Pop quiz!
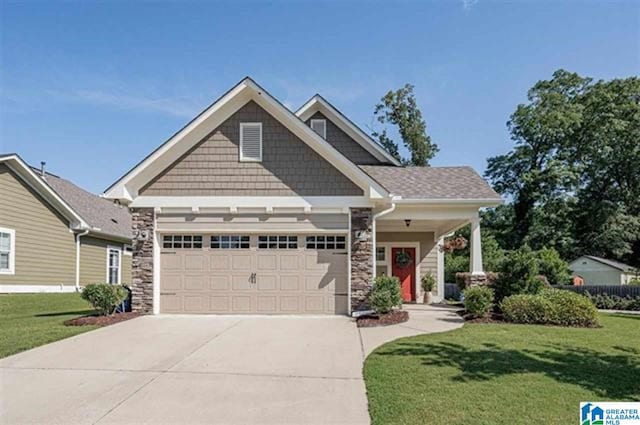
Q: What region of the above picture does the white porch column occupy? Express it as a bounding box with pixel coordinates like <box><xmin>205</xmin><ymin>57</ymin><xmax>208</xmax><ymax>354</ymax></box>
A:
<box><xmin>470</xmin><ymin>213</ymin><xmax>484</xmax><ymax>275</ymax></box>
<box><xmin>437</xmin><ymin>235</ymin><xmax>445</xmax><ymax>299</ymax></box>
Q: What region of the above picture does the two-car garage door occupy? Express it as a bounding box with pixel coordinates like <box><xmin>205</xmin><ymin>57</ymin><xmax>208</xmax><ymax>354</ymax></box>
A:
<box><xmin>159</xmin><ymin>234</ymin><xmax>348</xmax><ymax>314</ymax></box>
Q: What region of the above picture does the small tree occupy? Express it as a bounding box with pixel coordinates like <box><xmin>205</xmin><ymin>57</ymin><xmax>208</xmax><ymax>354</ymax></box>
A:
<box><xmin>494</xmin><ymin>246</ymin><xmax>546</xmax><ymax>303</ymax></box>
<box><xmin>536</xmin><ymin>247</ymin><xmax>571</xmax><ymax>285</ymax></box>
<box><xmin>81</xmin><ymin>283</ymin><xmax>128</xmax><ymax>316</ymax></box>
<box><xmin>369</xmin><ymin>275</ymin><xmax>403</xmax><ymax>315</ymax></box>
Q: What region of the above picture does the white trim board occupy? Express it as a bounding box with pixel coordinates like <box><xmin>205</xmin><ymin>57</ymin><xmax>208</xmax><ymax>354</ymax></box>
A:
<box><xmin>0</xmin><ymin>284</ymin><xmax>79</xmax><ymax>293</ymax></box>
<box><xmin>103</xmin><ymin>78</ymin><xmax>390</xmax><ymax>203</ymax></box>
<box><xmin>296</xmin><ymin>94</ymin><xmax>401</xmax><ymax>166</ymax></box>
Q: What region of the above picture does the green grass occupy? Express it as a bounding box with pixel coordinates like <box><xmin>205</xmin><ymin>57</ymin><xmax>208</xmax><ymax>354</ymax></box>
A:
<box><xmin>0</xmin><ymin>293</ymin><xmax>98</xmax><ymax>358</ymax></box>
<box><xmin>364</xmin><ymin>314</ymin><xmax>640</xmax><ymax>425</ymax></box>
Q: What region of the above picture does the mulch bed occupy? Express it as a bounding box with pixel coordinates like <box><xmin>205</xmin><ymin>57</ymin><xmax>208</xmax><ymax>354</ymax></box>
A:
<box><xmin>356</xmin><ymin>310</ymin><xmax>409</xmax><ymax>327</ymax></box>
<box><xmin>64</xmin><ymin>312</ymin><xmax>141</xmax><ymax>327</ymax></box>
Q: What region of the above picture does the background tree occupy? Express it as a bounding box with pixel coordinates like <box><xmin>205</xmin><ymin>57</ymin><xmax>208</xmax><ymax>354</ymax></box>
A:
<box><xmin>372</xmin><ymin>84</ymin><xmax>439</xmax><ymax>165</ymax></box>
<box><xmin>483</xmin><ymin>69</ymin><xmax>640</xmax><ymax>268</ymax></box>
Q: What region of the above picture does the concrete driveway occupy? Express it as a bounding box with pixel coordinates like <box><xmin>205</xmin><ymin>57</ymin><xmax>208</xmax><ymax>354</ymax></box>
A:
<box><xmin>0</xmin><ymin>306</ymin><xmax>462</xmax><ymax>425</ymax></box>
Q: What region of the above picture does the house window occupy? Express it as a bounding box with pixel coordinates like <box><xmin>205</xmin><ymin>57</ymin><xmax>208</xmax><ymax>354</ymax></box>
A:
<box><xmin>240</xmin><ymin>122</ymin><xmax>262</xmax><ymax>162</ymax></box>
<box><xmin>211</xmin><ymin>235</ymin><xmax>250</xmax><ymax>249</ymax></box>
<box><xmin>310</xmin><ymin>119</ymin><xmax>327</xmax><ymax>139</ymax></box>
<box><xmin>258</xmin><ymin>236</ymin><xmax>298</xmax><ymax>249</ymax></box>
<box><xmin>0</xmin><ymin>228</ymin><xmax>15</xmax><ymax>275</ymax></box>
<box><xmin>107</xmin><ymin>247</ymin><xmax>121</xmax><ymax>284</ymax></box>
<box><xmin>162</xmin><ymin>235</ymin><xmax>203</xmax><ymax>249</ymax></box>
<box><xmin>376</xmin><ymin>246</ymin><xmax>386</xmax><ymax>263</ymax></box>
<box><xmin>305</xmin><ymin>235</ymin><xmax>346</xmax><ymax>250</ymax></box>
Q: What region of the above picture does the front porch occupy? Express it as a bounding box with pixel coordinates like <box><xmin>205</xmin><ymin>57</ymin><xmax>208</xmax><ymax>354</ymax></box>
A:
<box><xmin>350</xmin><ymin>203</ymin><xmax>487</xmax><ymax>313</ymax></box>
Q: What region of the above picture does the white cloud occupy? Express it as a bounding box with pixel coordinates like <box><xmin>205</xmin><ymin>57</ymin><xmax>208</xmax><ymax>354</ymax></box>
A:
<box><xmin>462</xmin><ymin>0</ymin><xmax>479</xmax><ymax>11</ymax></box>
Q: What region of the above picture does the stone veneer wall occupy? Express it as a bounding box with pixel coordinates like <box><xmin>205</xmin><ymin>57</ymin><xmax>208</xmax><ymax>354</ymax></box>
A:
<box><xmin>131</xmin><ymin>208</ymin><xmax>154</xmax><ymax>313</ymax></box>
<box><xmin>350</xmin><ymin>208</ymin><xmax>373</xmax><ymax>312</ymax></box>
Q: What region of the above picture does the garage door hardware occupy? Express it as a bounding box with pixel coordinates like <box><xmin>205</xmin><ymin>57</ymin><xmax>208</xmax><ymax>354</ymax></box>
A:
<box><xmin>249</xmin><ymin>273</ymin><xmax>257</xmax><ymax>284</ymax></box>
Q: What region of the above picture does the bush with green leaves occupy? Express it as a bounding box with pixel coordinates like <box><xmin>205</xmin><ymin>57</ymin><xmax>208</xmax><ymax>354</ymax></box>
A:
<box><xmin>494</xmin><ymin>246</ymin><xmax>547</xmax><ymax>303</ymax></box>
<box><xmin>463</xmin><ymin>286</ymin><xmax>494</xmax><ymax>318</ymax></box>
<box><xmin>585</xmin><ymin>292</ymin><xmax>640</xmax><ymax>311</ymax></box>
<box><xmin>369</xmin><ymin>275</ymin><xmax>403</xmax><ymax>315</ymax></box>
<box><xmin>628</xmin><ymin>278</ymin><xmax>640</xmax><ymax>286</ymax></box>
<box><xmin>501</xmin><ymin>289</ymin><xmax>599</xmax><ymax>327</ymax></box>
<box><xmin>81</xmin><ymin>283</ymin><xmax>128</xmax><ymax>316</ymax></box>
<box><xmin>536</xmin><ymin>247</ymin><xmax>571</xmax><ymax>285</ymax></box>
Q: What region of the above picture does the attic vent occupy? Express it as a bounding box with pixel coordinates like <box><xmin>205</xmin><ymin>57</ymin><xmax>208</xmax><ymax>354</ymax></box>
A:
<box><xmin>240</xmin><ymin>122</ymin><xmax>262</xmax><ymax>162</ymax></box>
<box><xmin>310</xmin><ymin>119</ymin><xmax>326</xmax><ymax>139</ymax></box>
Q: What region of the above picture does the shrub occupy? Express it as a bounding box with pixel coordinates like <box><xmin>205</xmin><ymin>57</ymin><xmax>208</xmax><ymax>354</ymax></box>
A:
<box><xmin>494</xmin><ymin>246</ymin><xmax>547</xmax><ymax>303</ymax></box>
<box><xmin>536</xmin><ymin>247</ymin><xmax>571</xmax><ymax>285</ymax></box>
<box><xmin>628</xmin><ymin>278</ymin><xmax>640</xmax><ymax>286</ymax></box>
<box><xmin>502</xmin><ymin>289</ymin><xmax>599</xmax><ymax>327</ymax></box>
<box><xmin>463</xmin><ymin>286</ymin><xmax>494</xmax><ymax>318</ymax></box>
<box><xmin>585</xmin><ymin>292</ymin><xmax>640</xmax><ymax>311</ymax></box>
<box><xmin>421</xmin><ymin>272</ymin><xmax>436</xmax><ymax>292</ymax></box>
<box><xmin>81</xmin><ymin>283</ymin><xmax>128</xmax><ymax>316</ymax></box>
<box><xmin>369</xmin><ymin>275</ymin><xmax>403</xmax><ymax>315</ymax></box>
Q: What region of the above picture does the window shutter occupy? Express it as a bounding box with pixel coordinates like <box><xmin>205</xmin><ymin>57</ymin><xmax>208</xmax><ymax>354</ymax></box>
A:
<box><xmin>240</xmin><ymin>123</ymin><xmax>262</xmax><ymax>161</ymax></box>
<box><xmin>311</xmin><ymin>119</ymin><xmax>326</xmax><ymax>139</ymax></box>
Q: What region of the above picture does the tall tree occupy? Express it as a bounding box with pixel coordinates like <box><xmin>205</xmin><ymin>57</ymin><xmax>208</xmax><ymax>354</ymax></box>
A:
<box><xmin>484</xmin><ymin>70</ymin><xmax>640</xmax><ymax>267</ymax></box>
<box><xmin>372</xmin><ymin>84</ymin><xmax>439</xmax><ymax>166</ymax></box>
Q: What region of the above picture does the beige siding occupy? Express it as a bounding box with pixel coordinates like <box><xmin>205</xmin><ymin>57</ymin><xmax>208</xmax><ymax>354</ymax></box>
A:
<box><xmin>156</xmin><ymin>213</ymin><xmax>348</xmax><ymax>233</ymax></box>
<box><xmin>80</xmin><ymin>237</ymin><xmax>130</xmax><ymax>285</ymax></box>
<box><xmin>306</xmin><ymin>111</ymin><xmax>383</xmax><ymax>165</ymax></box>
<box><xmin>141</xmin><ymin>101</ymin><xmax>363</xmax><ymax>197</ymax></box>
<box><xmin>0</xmin><ymin>164</ymin><xmax>76</xmax><ymax>286</ymax></box>
<box><xmin>377</xmin><ymin>232</ymin><xmax>439</xmax><ymax>296</ymax></box>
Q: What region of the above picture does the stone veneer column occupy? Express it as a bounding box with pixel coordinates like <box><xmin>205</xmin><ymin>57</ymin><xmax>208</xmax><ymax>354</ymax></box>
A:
<box><xmin>131</xmin><ymin>208</ymin><xmax>154</xmax><ymax>313</ymax></box>
<box><xmin>350</xmin><ymin>208</ymin><xmax>373</xmax><ymax>312</ymax></box>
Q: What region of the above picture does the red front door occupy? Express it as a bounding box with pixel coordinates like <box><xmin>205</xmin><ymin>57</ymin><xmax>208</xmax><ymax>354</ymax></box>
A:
<box><xmin>391</xmin><ymin>247</ymin><xmax>416</xmax><ymax>302</ymax></box>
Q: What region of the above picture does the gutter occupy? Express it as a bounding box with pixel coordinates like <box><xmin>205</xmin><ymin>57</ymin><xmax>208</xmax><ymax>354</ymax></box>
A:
<box><xmin>75</xmin><ymin>229</ymin><xmax>90</xmax><ymax>291</ymax></box>
<box><xmin>371</xmin><ymin>202</ymin><xmax>396</xmax><ymax>286</ymax></box>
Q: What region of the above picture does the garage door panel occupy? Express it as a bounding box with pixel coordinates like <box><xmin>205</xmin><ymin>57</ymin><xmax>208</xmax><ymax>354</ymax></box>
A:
<box><xmin>160</xmin><ymin>234</ymin><xmax>347</xmax><ymax>314</ymax></box>
<box><xmin>231</xmin><ymin>275</ymin><xmax>251</xmax><ymax>291</ymax></box>
<box><xmin>210</xmin><ymin>296</ymin><xmax>230</xmax><ymax>312</ymax></box>
<box><xmin>232</xmin><ymin>296</ymin><xmax>252</xmax><ymax>312</ymax></box>
<box><xmin>257</xmin><ymin>255</ymin><xmax>277</xmax><ymax>270</ymax></box>
<box><xmin>210</xmin><ymin>276</ymin><xmax>230</xmax><ymax>291</ymax></box>
<box><xmin>210</xmin><ymin>256</ymin><xmax>229</xmax><ymax>270</ymax></box>
<box><xmin>257</xmin><ymin>296</ymin><xmax>277</xmax><ymax>313</ymax></box>
<box><xmin>280</xmin><ymin>275</ymin><xmax>300</xmax><ymax>291</ymax></box>
<box><xmin>257</xmin><ymin>275</ymin><xmax>277</xmax><ymax>291</ymax></box>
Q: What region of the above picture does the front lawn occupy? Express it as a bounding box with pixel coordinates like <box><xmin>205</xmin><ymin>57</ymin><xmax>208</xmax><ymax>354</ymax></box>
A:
<box><xmin>0</xmin><ymin>293</ymin><xmax>97</xmax><ymax>358</ymax></box>
<box><xmin>364</xmin><ymin>314</ymin><xmax>640</xmax><ymax>425</ymax></box>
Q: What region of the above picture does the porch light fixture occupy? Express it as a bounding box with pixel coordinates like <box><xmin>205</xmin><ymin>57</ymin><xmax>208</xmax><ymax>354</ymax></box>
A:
<box><xmin>404</xmin><ymin>219</ymin><xmax>412</xmax><ymax>227</ymax></box>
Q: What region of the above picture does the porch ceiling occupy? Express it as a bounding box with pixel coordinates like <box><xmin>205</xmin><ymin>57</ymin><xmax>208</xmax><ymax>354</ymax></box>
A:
<box><xmin>376</xmin><ymin>219</ymin><xmax>468</xmax><ymax>238</ymax></box>
<box><xmin>376</xmin><ymin>204</ymin><xmax>479</xmax><ymax>237</ymax></box>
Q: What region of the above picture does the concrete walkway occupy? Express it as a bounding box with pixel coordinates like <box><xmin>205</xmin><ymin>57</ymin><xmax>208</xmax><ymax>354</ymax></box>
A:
<box><xmin>0</xmin><ymin>305</ymin><xmax>463</xmax><ymax>425</ymax></box>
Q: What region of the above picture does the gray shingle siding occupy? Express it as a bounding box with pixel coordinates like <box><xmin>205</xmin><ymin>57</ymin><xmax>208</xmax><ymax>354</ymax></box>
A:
<box><xmin>141</xmin><ymin>101</ymin><xmax>363</xmax><ymax>197</ymax></box>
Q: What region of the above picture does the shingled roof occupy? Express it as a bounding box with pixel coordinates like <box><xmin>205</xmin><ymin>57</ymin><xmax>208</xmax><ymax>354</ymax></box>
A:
<box><xmin>360</xmin><ymin>165</ymin><xmax>501</xmax><ymax>201</ymax></box>
<box><xmin>41</xmin><ymin>171</ymin><xmax>131</xmax><ymax>240</ymax></box>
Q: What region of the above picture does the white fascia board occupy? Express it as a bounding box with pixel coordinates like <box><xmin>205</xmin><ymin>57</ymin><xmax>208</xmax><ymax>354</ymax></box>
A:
<box><xmin>104</xmin><ymin>78</ymin><xmax>389</xmax><ymax>203</ymax></box>
<box><xmin>130</xmin><ymin>196</ymin><xmax>374</xmax><ymax>210</ymax></box>
<box><xmin>296</xmin><ymin>95</ymin><xmax>402</xmax><ymax>166</ymax></box>
<box><xmin>380</xmin><ymin>205</ymin><xmax>482</xmax><ymax>221</ymax></box>
<box><xmin>1</xmin><ymin>155</ymin><xmax>89</xmax><ymax>229</ymax></box>
<box><xmin>391</xmin><ymin>197</ymin><xmax>503</xmax><ymax>207</ymax></box>
<box><xmin>103</xmin><ymin>80</ymin><xmax>252</xmax><ymax>201</ymax></box>
<box><xmin>246</xmin><ymin>81</ymin><xmax>389</xmax><ymax>198</ymax></box>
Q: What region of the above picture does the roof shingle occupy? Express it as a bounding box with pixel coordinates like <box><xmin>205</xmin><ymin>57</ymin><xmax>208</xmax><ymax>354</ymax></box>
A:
<box><xmin>360</xmin><ymin>165</ymin><xmax>501</xmax><ymax>200</ymax></box>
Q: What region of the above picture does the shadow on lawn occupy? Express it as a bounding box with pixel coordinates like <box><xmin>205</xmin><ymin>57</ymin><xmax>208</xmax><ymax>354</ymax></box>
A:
<box><xmin>35</xmin><ymin>309</ymin><xmax>95</xmax><ymax>318</ymax></box>
<box><xmin>377</xmin><ymin>340</ymin><xmax>640</xmax><ymax>400</ymax></box>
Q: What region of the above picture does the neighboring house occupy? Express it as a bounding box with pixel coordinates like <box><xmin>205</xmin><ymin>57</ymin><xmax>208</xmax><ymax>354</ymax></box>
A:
<box><xmin>569</xmin><ymin>255</ymin><xmax>638</xmax><ymax>285</ymax></box>
<box><xmin>0</xmin><ymin>154</ymin><xmax>132</xmax><ymax>292</ymax></box>
<box><xmin>104</xmin><ymin>77</ymin><xmax>501</xmax><ymax>315</ymax></box>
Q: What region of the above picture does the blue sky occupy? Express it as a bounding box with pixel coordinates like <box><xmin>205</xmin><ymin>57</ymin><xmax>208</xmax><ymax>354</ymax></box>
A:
<box><xmin>1</xmin><ymin>1</ymin><xmax>638</xmax><ymax>193</ymax></box>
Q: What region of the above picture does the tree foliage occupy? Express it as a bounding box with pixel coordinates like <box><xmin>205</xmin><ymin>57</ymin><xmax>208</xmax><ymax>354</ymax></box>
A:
<box><xmin>484</xmin><ymin>70</ymin><xmax>640</xmax><ymax>267</ymax></box>
<box><xmin>373</xmin><ymin>84</ymin><xmax>439</xmax><ymax>165</ymax></box>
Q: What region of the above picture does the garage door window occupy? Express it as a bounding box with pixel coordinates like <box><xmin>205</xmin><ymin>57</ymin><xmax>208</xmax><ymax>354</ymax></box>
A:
<box><xmin>163</xmin><ymin>235</ymin><xmax>203</xmax><ymax>249</ymax></box>
<box><xmin>258</xmin><ymin>235</ymin><xmax>297</xmax><ymax>249</ymax></box>
<box><xmin>211</xmin><ymin>235</ymin><xmax>250</xmax><ymax>249</ymax></box>
<box><xmin>306</xmin><ymin>235</ymin><xmax>346</xmax><ymax>250</ymax></box>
